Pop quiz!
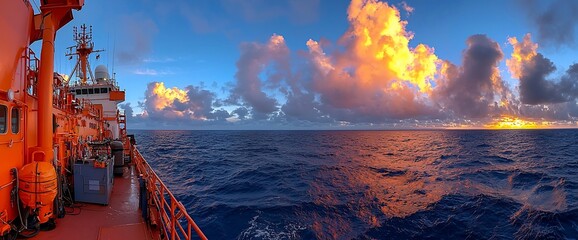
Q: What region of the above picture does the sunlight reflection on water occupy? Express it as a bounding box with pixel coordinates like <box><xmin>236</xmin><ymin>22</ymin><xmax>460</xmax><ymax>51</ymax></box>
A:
<box><xmin>135</xmin><ymin>130</ymin><xmax>578</xmax><ymax>239</ymax></box>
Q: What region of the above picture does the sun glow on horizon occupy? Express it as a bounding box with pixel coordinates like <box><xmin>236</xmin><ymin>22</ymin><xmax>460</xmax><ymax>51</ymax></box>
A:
<box><xmin>485</xmin><ymin>116</ymin><xmax>544</xmax><ymax>129</ymax></box>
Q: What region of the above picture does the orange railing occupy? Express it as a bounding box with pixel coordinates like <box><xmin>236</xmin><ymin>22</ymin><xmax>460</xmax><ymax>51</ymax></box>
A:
<box><xmin>133</xmin><ymin>147</ymin><xmax>207</xmax><ymax>240</ymax></box>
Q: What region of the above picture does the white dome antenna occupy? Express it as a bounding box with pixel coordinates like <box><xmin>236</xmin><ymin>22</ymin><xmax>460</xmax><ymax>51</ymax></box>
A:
<box><xmin>95</xmin><ymin>65</ymin><xmax>110</xmax><ymax>83</ymax></box>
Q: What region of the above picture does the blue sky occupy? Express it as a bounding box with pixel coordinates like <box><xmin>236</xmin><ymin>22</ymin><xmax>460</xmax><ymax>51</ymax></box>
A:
<box><xmin>32</xmin><ymin>0</ymin><xmax>578</xmax><ymax>129</ymax></box>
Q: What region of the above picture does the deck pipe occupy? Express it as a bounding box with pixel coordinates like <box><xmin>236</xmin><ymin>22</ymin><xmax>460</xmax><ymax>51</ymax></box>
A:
<box><xmin>37</xmin><ymin>13</ymin><xmax>56</xmax><ymax>162</ymax></box>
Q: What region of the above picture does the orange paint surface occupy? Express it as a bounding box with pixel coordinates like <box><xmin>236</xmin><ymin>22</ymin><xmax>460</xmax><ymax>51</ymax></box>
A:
<box><xmin>109</xmin><ymin>90</ymin><xmax>125</xmax><ymax>101</ymax></box>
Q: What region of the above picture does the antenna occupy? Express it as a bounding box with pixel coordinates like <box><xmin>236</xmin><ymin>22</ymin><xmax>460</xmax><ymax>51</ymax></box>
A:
<box><xmin>107</xmin><ymin>31</ymin><xmax>110</xmax><ymax>71</ymax></box>
<box><xmin>66</xmin><ymin>24</ymin><xmax>104</xmax><ymax>85</ymax></box>
<box><xmin>112</xmin><ymin>36</ymin><xmax>116</xmax><ymax>80</ymax></box>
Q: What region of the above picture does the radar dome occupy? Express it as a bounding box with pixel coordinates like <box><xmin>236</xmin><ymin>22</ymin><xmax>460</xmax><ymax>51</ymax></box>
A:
<box><xmin>95</xmin><ymin>65</ymin><xmax>110</xmax><ymax>82</ymax></box>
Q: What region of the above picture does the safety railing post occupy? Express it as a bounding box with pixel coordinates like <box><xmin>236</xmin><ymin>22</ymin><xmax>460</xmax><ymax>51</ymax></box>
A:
<box><xmin>133</xmin><ymin>148</ymin><xmax>207</xmax><ymax>240</ymax></box>
<box><xmin>170</xmin><ymin>200</ymin><xmax>176</xmax><ymax>240</ymax></box>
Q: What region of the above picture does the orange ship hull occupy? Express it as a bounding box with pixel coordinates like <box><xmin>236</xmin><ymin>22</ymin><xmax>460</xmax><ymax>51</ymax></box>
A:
<box><xmin>0</xmin><ymin>1</ymin><xmax>206</xmax><ymax>239</ymax></box>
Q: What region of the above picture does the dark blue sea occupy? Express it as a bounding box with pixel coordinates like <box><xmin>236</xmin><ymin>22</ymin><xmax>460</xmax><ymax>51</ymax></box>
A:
<box><xmin>132</xmin><ymin>130</ymin><xmax>578</xmax><ymax>240</ymax></box>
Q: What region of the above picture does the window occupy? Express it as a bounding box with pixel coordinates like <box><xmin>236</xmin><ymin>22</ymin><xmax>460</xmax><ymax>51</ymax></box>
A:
<box><xmin>101</xmin><ymin>88</ymin><xmax>108</xmax><ymax>93</ymax></box>
<box><xmin>81</xmin><ymin>89</ymin><xmax>88</xmax><ymax>94</ymax></box>
<box><xmin>11</xmin><ymin>108</ymin><xmax>19</xmax><ymax>133</ymax></box>
<box><xmin>88</xmin><ymin>88</ymin><xmax>94</xmax><ymax>94</ymax></box>
<box><xmin>95</xmin><ymin>88</ymin><xmax>100</xmax><ymax>94</ymax></box>
<box><xmin>76</xmin><ymin>89</ymin><xmax>81</xmax><ymax>95</ymax></box>
<box><xmin>0</xmin><ymin>105</ymin><xmax>6</xmax><ymax>134</ymax></box>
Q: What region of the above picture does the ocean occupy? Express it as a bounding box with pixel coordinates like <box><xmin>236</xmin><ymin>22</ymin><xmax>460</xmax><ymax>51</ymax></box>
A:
<box><xmin>132</xmin><ymin>130</ymin><xmax>578</xmax><ymax>239</ymax></box>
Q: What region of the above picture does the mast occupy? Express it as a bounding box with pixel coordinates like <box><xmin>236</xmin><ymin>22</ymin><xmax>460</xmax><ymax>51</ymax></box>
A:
<box><xmin>66</xmin><ymin>24</ymin><xmax>103</xmax><ymax>85</ymax></box>
<box><xmin>37</xmin><ymin>1</ymin><xmax>83</xmax><ymax>162</ymax></box>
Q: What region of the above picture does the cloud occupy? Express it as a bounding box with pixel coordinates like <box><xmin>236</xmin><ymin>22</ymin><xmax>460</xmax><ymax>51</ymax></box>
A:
<box><xmin>125</xmin><ymin>0</ymin><xmax>578</xmax><ymax>129</ymax></box>
<box><xmin>142</xmin><ymin>57</ymin><xmax>176</xmax><ymax>63</ymax></box>
<box><xmin>433</xmin><ymin>35</ymin><xmax>512</xmax><ymax>118</ymax></box>
<box><xmin>519</xmin><ymin>0</ymin><xmax>578</xmax><ymax>47</ymax></box>
<box><xmin>225</xmin><ymin>0</ymin><xmax>565</xmax><ymax>125</ymax></box>
<box><xmin>229</xmin><ymin>34</ymin><xmax>289</xmax><ymax>116</ymax></box>
<box><xmin>232</xmin><ymin>107</ymin><xmax>249</xmax><ymax>120</ymax></box>
<box><xmin>519</xmin><ymin>101</ymin><xmax>578</xmax><ymax>120</ymax></box>
<box><xmin>117</xmin><ymin>13</ymin><xmax>158</xmax><ymax>65</ymax></box>
<box><xmin>342</xmin><ymin>0</ymin><xmax>438</xmax><ymax>92</ymax></box>
<box><xmin>309</xmin><ymin>0</ymin><xmax>440</xmax><ymax>121</ymax></box>
<box><xmin>173</xmin><ymin>0</ymin><xmax>320</xmax><ymax>36</ymax></box>
<box><xmin>133</xmin><ymin>68</ymin><xmax>174</xmax><ymax>76</ymax></box>
<box><xmin>287</xmin><ymin>0</ymin><xmax>321</xmax><ymax>24</ymax></box>
<box><xmin>139</xmin><ymin>82</ymin><xmax>229</xmax><ymax>122</ymax></box>
<box><xmin>178</xmin><ymin>2</ymin><xmax>222</xmax><ymax>34</ymax></box>
<box><xmin>507</xmin><ymin>34</ymin><xmax>578</xmax><ymax>105</ymax></box>
<box><xmin>220</xmin><ymin>0</ymin><xmax>320</xmax><ymax>24</ymax></box>
<box><xmin>399</xmin><ymin>1</ymin><xmax>414</xmax><ymax>15</ymax></box>
<box><xmin>118</xmin><ymin>103</ymin><xmax>134</xmax><ymax>121</ymax></box>
<box><xmin>235</xmin><ymin>0</ymin><xmax>441</xmax><ymax>122</ymax></box>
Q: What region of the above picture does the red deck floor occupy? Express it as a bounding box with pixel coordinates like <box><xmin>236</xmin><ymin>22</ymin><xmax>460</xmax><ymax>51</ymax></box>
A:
<box><xmin>30</xmin><ymin>166</ymin><xmax>157</xmax><ymax>240</ymax></box>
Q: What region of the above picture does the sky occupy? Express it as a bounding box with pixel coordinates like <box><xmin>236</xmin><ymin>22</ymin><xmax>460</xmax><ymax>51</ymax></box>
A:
<box><xmin>32</xmin><ymin>0</ymin><xmax>578</xmax><ymax>129</ymax></box>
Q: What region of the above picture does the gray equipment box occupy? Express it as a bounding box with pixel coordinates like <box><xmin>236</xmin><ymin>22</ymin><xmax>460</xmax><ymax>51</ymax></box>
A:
<box><xmin>73</xmin><ymin>159</ymin><xmax>113</xmax><ymax>205</ymax></box>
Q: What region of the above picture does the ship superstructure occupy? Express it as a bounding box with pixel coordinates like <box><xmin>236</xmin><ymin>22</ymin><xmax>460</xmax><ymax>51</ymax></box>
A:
<box><xmin>0</xmin><ymin>1</ymin><xmax>206</xmax><ymax>239</ymax></box>
<box><xmin>66</xmin><ymin>24</ymin><xmax>126</xmax><ymax>141</ymax></box>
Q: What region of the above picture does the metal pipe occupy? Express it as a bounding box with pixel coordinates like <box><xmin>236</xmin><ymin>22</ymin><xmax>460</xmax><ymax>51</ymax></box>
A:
<box><xmin>12</xmin><ymin>168</ymin><xmax>25</xmax><ymax>232</ymax></box>
<box><xmin>37</xmin><ymin>13</ymin><xmax>55</xmax><ymax>162</ymax></box>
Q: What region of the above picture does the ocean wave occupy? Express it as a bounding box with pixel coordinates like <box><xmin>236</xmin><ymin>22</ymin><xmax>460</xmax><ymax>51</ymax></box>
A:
<box><xmin>133</xmin><ymin>129</ymin><xmax>578</xmax><ymax>239</ymax></box>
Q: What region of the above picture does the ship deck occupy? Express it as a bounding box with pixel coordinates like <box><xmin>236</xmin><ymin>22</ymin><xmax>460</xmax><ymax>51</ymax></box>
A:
<box><xmin>30</xmin><ymin>165</ymin><xmax>157</xmax><ymax>240</ymax></box>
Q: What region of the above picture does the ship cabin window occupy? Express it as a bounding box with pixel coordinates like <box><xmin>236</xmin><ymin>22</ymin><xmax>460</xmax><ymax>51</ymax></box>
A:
<box><xmin>101</xmin><ymin>88</ymin><xmax>108</xmax><ymax>93</ymax></box>
<box><xmin>81</xmin><ymin>89</ymin><xmax>88</xmax><ymax>94</ymax></box>
<box><xmin>11</xmin><ymin>108</ymin><xmax>19</xmax><ymax>133</ymax></box>
<box><xmin>95</xmin><ymin>88</ymin><xmax>100</xmax><ymax>94</ymax></box>
<box><xmin>0</xmin><ymin>105</ymin><xmax>6</xmax><ymax>134</ymax></box>
<box><xmin>75</xmin><ymin>89</ymin><xmax>81</xmax><ymax>95</ymax></box>
<box><xmin>88</xmin><ymin>88</ymin><xmax>94</xmax><ymax>94</ymax></box>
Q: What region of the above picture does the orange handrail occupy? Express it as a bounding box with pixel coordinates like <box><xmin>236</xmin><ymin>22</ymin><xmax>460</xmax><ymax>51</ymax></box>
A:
<box><xmin>133</xmin><ymin>147</ymin><xmax>207</xmax><ymax>240</ymax></box>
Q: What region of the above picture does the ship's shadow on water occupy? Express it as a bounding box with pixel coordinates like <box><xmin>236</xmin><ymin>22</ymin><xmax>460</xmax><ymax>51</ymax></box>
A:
<box><xmin>133</xmin><ymin>130</ymin><xmax>578</xmax><ymax>240</ymax></box>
